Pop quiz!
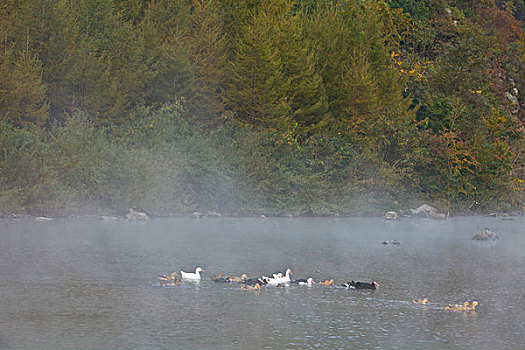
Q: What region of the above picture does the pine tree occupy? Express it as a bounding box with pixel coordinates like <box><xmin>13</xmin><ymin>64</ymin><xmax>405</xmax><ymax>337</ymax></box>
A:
<box><xmin>0</xmin><ymin>35</ymin><xmax>49</xmax><ymax>126</ymax></box>
<box><xmin>185</xmin><ymin>0</ymin><xmax>228</xmax><ymax>122</ymax></box>
<box><xmin>224</xmin><ymin>2</ymin><xmax>290</xmax><ymax>129</ymax></box>
<box><xmin>139</xmin><ymin>0</ymin><xmax>194</xmax><ymax>107</ymax></box>
<box><xmin>277</xmin><ymin>3</ymin><xmax>328</xmax><ymax>129</ymax></box>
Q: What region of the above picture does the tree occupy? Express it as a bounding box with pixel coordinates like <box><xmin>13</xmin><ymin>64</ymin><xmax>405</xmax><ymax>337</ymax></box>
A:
<box><xmin>224</xmin><ymin>1</ymin><xmax>290</xmax><ymax>129</ymax></box>
<box><xmin>277</xmin><ymin>3</ymin><xmax>328</xmax><ymax>130</ymax></box>
<box><xmin>185</xmin><ymin>0</ymin><xmax>228</xmax><ymax>122</ymax></box>
<box><xmin>0</xmin><ymin>35</ymin><xmax>48</xmax><ymax>126</ymax></box>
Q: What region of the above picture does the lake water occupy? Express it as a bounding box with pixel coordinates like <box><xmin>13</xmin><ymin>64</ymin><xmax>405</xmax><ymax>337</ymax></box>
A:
<box><xmin>0</xmin><ymin>216</ymin><xmax>524</xmax><ymax>349</ymax></box>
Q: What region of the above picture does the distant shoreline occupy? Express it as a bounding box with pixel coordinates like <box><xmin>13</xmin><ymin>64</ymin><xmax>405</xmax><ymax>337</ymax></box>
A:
<box><xmin>1</xmin><ymin>209</ymin><xmax>522</xmax><ymax>221</ymax></box>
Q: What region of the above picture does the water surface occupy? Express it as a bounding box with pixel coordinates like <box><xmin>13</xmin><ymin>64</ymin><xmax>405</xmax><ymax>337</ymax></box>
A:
<box><xmin>1</xmin><ymin>216</ymin><xmax>524</xmax><ymax>349</ymax></box>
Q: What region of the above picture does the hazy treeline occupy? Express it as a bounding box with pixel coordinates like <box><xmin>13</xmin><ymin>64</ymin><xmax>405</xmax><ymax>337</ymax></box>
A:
<box><xmin>0</xmin><ymin>0</ymin><xmax>523</xmax><ymax>216</ymax></box>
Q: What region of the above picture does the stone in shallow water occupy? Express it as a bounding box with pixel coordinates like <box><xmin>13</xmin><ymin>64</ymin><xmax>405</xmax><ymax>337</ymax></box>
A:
<box><xmin>381</xmin><ymin>240</ymin><xmax>401</xmax><ymax>245</ymax></box>
<box><xmin>411</xmin><ymin>204</ymin><xmax>447</xmax><ymax>219</ymax></box>
<box><xmin>126</xmin><ymin>209</ymin><xmax>149</xmax><ymax>221</ymax></box>
<box><xmin>35</xmin><ymin>216</ymin><xmax>54</xmax><ymax>221</ymax></box>
<box><xmin>472</xmin><ymin>228</ymin><xmax>499</xmax><ymax>241</ymax></box>
<box><xmin>100</xmin><ymin>216</ymin><xmax>119</xmax><ymax>222</ymax></box>
<box><xmin>385</xmin><ymin>211</ymin><xmax>398</xmax><ymax>220</ymax></box>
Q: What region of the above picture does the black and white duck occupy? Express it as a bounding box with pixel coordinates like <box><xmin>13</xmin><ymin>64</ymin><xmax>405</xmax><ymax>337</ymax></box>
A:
<box><xmin>243</xmin><ymin>277</ymin><xmax>266</xmax><ymax>286</ymax></box>
<box><xmin>292</xmin><ymin>278</ymin><xmax>314</xmax><ymax>286</ymax></box>
<box><xmin>342</xmin><ymin>281</ymin><xmax>379</xmax><ymax>289</ymax></box>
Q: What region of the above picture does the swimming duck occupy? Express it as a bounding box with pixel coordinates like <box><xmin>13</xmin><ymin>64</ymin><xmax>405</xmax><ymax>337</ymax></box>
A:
<box><xmin>241</xmin><ymin>283</ymin><xmax>261</xmax><ymax>291</ymax></box>
<box><xmin>181</xmin><ymin>267</ymin><xmax>204</xmax><ymax>280</ymax></box>
<box><xmin>413</xmin><ymin>298</ymin><xmax>430</xmax><ymax>305</ymax></box>
<box><xmin>293</xmin><ymin>278</ymin><xmax>314</xmax><ymax>286</ymax></box>
<box><xmin>243</xmin><ymin>277</ymin><xmax>266</xmax><ymax>286</ymax></box>
<box><xmin>272</xmin><ymin>273</ymin><xmax>284</xmax><ymax>279</ymax></box>
<box><xmin>261</xmin><ymin>275</ymin><xmax>277</xmax><ymax>284</ymax></box>
<box><xmin>444</xmin><ymin>301</ymin><xmax>469</xmax><ymax>311</ymax></box>
<box><xmin>210</xmin><ymin>273</ymin><xmax>229</xmax><ymax>283</ymax></box>
<box><xmin>342</xmin><ymin>281</ymin><xmax>379</xmax><ymax>289</ymax></box>
<box><xmin>319</xmin><ymin>279</ymin><xmax>334</xmax><ymax>286</ymax></box>
<box><xmin>467</xmin><ymin>301</ymin><xmax>479</xmax><ymax>311</ymax></box>
<box><xmin>158</xmin><ymin>272</ymin><xmax>180</xmax><ymax>284</ymax></box>
<box><xmin>263</xmin><ymin>269</ymin><xmax>293</xmax><ymax>284</ymax></box>
<box><xmin>227</xmin><ymin>274</ymin><xmax>248</xmax><ymax>283</ymax></box>
<box><xmin>282</xmin><ymin>269</ymin><xmax>293</xmax><ymax>282</ymax></box>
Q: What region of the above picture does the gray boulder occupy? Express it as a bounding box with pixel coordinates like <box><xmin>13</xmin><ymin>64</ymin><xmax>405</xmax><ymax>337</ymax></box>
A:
<box><xmin>126</xmin><ymin>208</ymin><xmax>149</xmax><ymax>221</ymax></box>
<box><xmin>385</xmin><ymin>211</ymin><xmax>398</xmax><ymax>220</ymax></box>
<box><xmin>381</xmin><ymin>240</ymin><xmax>401</xmax><ymax>245</ymax></box>
<box><xmin>472</xmin><ymin>228</ymin><xmax>499</xmax><ymax>241</ymax></box>
<box><xmin>191</xmin><ymin>211</ymin><xmax>204</xmax><ymax>219</ymax></box>
<box><xmin>100</xmin><ymin>216</ymin><xmax>120</xmax><ymax>222</ymax></box>
<box><xmin>35</xmin><ymin>216</ymin><xmax>54</xmax><ymax>221</ymax></box>
<box><xmin>411</xmin><ymin>204</ymin><xmax>447</xmax><ymax>219</ymax></box>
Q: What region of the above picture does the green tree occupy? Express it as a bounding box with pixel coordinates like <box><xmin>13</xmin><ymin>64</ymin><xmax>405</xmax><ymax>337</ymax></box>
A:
<box><xmin>0</xmin><ymin>36</ymin><xmax>49</xmax><ymax>126</ymax></box>
<box><xmin>224</xmin><ymin>1</ymin><xmax>290</xmax><ymax>129</ymax></box>
<box><xmin>277</xmin><ymin>3</ymin><xmax>328</xmax><ymax>129</ymax></box>
<box><xmin>185</xmin><ymin>0</ymin><xmax>228</xmax><ymax>122</ymax></box>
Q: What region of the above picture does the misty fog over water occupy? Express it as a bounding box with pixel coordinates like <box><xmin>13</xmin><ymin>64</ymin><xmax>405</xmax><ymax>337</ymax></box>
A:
<box><xmin>1</xmin><ymin>216</ymin><xmax>524</xmax><ymax>349</ymax></box>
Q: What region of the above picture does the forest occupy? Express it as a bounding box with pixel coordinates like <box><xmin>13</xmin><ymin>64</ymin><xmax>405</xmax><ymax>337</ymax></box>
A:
<box><xmin>0</xmin><ymin>0</ymin><xmax>523</xmax><ymax>216</ymax></box>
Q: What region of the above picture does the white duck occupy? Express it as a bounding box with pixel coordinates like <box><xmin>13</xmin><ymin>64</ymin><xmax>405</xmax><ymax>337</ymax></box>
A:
<box><xmin>281</xmin><ymin>268</ymin><xmax>293</xmax><ymax>283</ymax></box>
<box><xmin>181</xmin><ymin>267</ymin><xmax>204</xmax><ymax>280</ymax></box>
<box><xmin>264</xmin><ymin>268</ymin><xmax>292</xmax><ymax>284</ymax></box>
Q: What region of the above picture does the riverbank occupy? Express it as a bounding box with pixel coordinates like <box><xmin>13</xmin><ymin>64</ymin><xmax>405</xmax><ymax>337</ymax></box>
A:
<box><xmin>1</xmin><ymin>206</ymin><xmax>522</xmax><ymax>221</ymax></box>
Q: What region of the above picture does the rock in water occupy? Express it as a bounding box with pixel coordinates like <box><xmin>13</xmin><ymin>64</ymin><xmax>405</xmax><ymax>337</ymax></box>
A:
<box><xmin>100</xmin><ymin>216</ymin><xmax>119</xmax><ymax>222</ymax></box>
<box><xmin>191</xmin><ymin>211</ymin><xmax>204</xmax><ymax>219</ymax></box>
<box><xmin>35</xmin><ymin>216</ymin><xmax>54</xmax><ymax>221</ymax></box>
<box><xmin>411</xmin><ymin>204</ymin><xmax>447</xmax><ymax>219</ymax></box>
<box><xmin>381</xmin><ymin>240</ymin><xmax>401</xmax><ymax>245</ymax></box>
<box><xmin>472</xmin><ymin>228</ymin><xmax>499</xmax><ymax>241</ymax></box>
<box><xmin>385</xmin><ymin>211</ymin><xmax>398</xmax><ymax>220</ymax></box>
<box><xmin>126</xmin><ymin>208</ymin><xmax>149</xmax><ymax>221</ymax></box>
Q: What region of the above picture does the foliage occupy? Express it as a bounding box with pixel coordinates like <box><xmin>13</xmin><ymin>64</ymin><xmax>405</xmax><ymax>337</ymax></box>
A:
<box><xmin>0</xmin><ymin>0</ymin><xmax>523</xmax><ymax>215</ymax></box>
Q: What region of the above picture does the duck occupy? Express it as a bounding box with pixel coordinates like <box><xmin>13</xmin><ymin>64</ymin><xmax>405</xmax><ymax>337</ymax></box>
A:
<box><xmin>444</xmin><ymin>301</ymin><xmax>470</xmax><ymax>311</ymax></box>
<box><xmin>282</xmin><ymin>268</ymin><xmax>293</xmax><ymax>283</ymax></box>
<box><xmin>243</xmin><ymin>277</ymin><xmax>266</xmax><ymax>286</ymax></box>
<box><xmin>227</xmin><ymin>273</ymin><xmax>248</xmax><ymax>283</ymax></box>
<box><xmin>342</xmin><ymin>281</ymin><xmax>379</xmax><ymax>289</ymax></box>
<box><xmin>292</xmin><ymin>278</ymin><xmax>314</xmax><ymax>286</ymax></box>
<box><xmin>261</xmin><ymin>275</ymin><xmax>278</xmax><ymax>284</ymax></box>
<box><xmin>210</xmin><ymin>272</ymin><xmax>229</xmax><ymax>283</ymax></box>
<box><xmin>158</xmin><ymin>272</ymin><xmax>180</xmax><ymax>284</ymax></box>
<box><xmin>272</xmin><ymin>273</ymin><xmax>284</xmax><ymax>279</ymax></box>
<box><xmin>241</xmin><ymin>283</ymin><xmax>261</xmax><ymax>291</ymax></box>
<box><xmin>467</xmin><ymin>301</ymin><xmax>479</xmax><ymax>311</ymax></box>
<box><xmin>319</xmin><ymin>279</ymin><xmax>334</xmax><ymax>286</ymax></box>
<box><xmin>413</xmin><ymin>298</ymin><xmax>430</xmax><ymax>305</ymax></box>
<box><xmin>181</xmin><ymin>267</ymin><xmax>204</xmax><ymax>280</ymax></box>
<box><xmin>263</xmin><ymin>269</ymin><xmax>293</xmax><ymax>284</ymax></box>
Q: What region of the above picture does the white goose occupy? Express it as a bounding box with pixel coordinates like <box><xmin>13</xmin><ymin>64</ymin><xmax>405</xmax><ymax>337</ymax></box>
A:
<box><xmin>264</xmin><ymin>268</ymin><xmax>292</xmax><ymax>284</ymax></box>
<box><xmin>281</xmin><ymin>268</ymin><xmax>292</xmax><ymax>283</ymax></box>
<box><xmin>181</xmin><ymin>267</ymin><xmax>204</xmax><ymax>280</ymax></box>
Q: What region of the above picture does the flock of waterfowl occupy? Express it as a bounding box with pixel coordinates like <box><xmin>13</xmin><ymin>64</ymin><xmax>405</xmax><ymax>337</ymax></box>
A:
<box><xmin>158</xmin><ymin>267</ymin><xmax>478</xmax><ymax>312</ymax></box>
